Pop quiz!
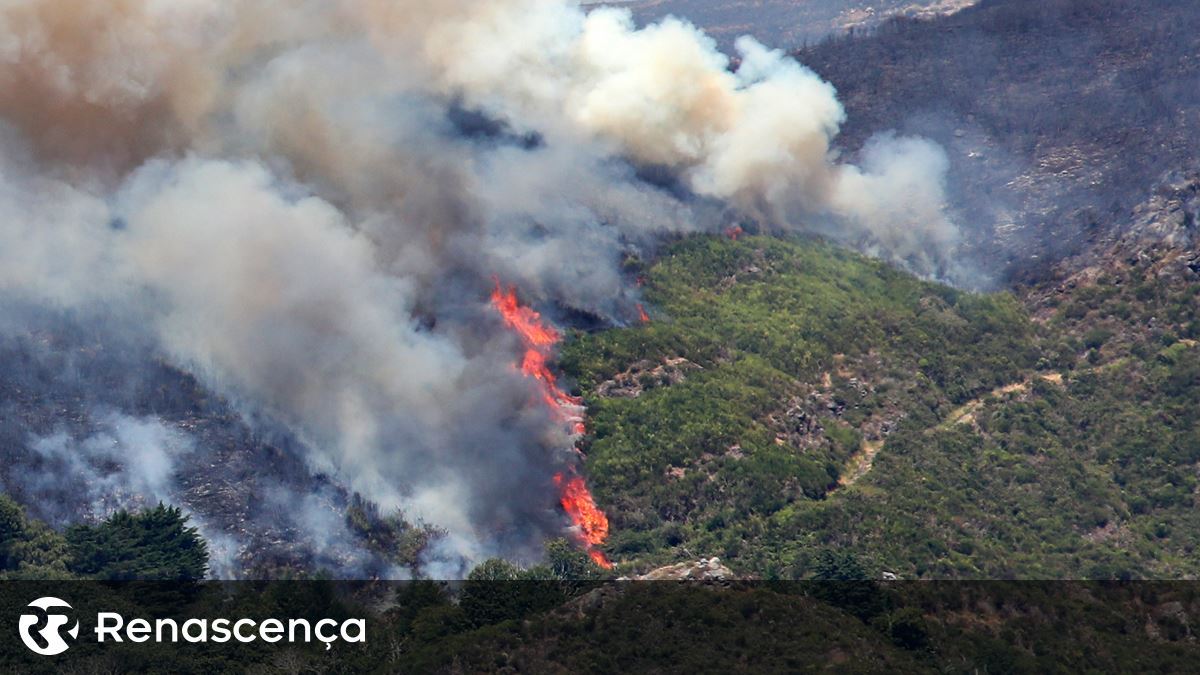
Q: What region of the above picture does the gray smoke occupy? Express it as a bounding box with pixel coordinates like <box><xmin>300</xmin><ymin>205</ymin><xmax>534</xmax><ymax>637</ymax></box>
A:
<box><xmin>25</xmin><ymin>411</ymin><xmax>194</xmax><ymax>523</ymax></box>
<box><xmin>0</xmin><ymin>0</ymin><xmax>965</xmax><ymax>574</ymax></box>
<box><xmin>17</xmin><ymin>410</ymin><xmax>245</xmax><ymax>576</ymax></box>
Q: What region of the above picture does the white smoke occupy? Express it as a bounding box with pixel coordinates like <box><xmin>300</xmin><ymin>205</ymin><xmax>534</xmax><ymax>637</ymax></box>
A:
<box><xmin>21</xmin><ymin>410</ymin><xmax>249</xmax><ymax>578</ymax></box>
<box><xmin>26</xmin><ymin>411</ymin><xmax>194</xmax><ymax>520</ymax></box>
<box><xmin>399</xmin><ymin>6</ymin><xmax>961</xmax><ymax>269</ymax></box>
<box><xmin>0</xmin><ymin>0</ymin><xmax>965</xmax><ymax>575</ymax></box>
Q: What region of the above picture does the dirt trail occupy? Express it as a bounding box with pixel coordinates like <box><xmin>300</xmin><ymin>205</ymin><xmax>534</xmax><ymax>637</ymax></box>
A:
<box><xmin>941</xmin><ymin>373</ymin><xmax>1064</xmax><ymax>430</ymax></box>
<box><xmin>832</xmin><ymin>372</ymin><xmax>1064</xmax><ymax>490</ymax></box>
<box><xmin>837</xmin><ymin>439</ymin><xmax>884</xmax><ymax>488</ymax></box>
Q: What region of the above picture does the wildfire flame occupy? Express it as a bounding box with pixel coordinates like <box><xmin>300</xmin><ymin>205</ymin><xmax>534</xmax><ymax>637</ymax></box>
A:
<box><xmin>725</xmin><ymin>224</ymin><xmax>744</xmax><ymax>241</ymax></box>
<box><xmin>491</xmin><ymin>280</ymin><xmax>613</xmax><ymax>569</ymax></box>
<box><xmin>555</xmin><ymin>472</ymin><xmax>610</xmax><ymax>567</ymax></box>
<box><xmin>491</xmin><ymin>283</ymin><xmax>562</xmax><ymax>347</ymax></box>
<box><xmin>637</xmin><ymin>303</ymin><xmax>650</xmax><ymax>324</ymax></box>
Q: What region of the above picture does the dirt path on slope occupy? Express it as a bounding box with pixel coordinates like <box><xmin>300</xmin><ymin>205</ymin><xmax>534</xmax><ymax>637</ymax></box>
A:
<box><xmin>832</xmin><ymin>372</ymin><xmax>1064</xmax><ymax>491</ymax></box>
<box><xmin>837</xmin><ymin>439</ymin><xmax>884</xmax><ymax>488</ymax></box>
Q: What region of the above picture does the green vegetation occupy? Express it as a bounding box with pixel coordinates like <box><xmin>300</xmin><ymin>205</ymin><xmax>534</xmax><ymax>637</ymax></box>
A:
<box><xmin>7</xmin><ymin>235</ymin><xmax>1192</xmax><ymax>583</ymax></box>
<box><xmin>560</xmin><ymin>234</ymin><xmax>1200</xmax><ymax>579</ymax></box>
<box><xmin>371</xmin><ymin>580</ymin><xmax>1200</xmax><ymax>673</ymax></box>
<box><xmin>0</xmin><ymin>495</ymin><xmax>74</xmax><ymax>580</ymax></box>
<box><xmin>65</xmin><ymin>504</ymin><xmax>208</xmax><ymax>581</ymax></box>
<box><xmin>0</xmin><ymin>497</ymin><xmax>209</xmax><ymax>580</ymax></box>
<box><xmin>345</xmin><ymin>493</ymin><xmax>439</xmax><ymax>569</ymax></box>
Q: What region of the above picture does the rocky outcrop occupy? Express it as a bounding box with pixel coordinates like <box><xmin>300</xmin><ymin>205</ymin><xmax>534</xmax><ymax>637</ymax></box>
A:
<box><xmin>551</xmin><ymin>558</ymin><xmax>737</xmax><ymax>623</ymax></box>
<box><xmin>629</xmin><ymin>557</ymin><xmax>735</xmax><ymax>581</ymax></box>
<box><xmin>596</xmin><ymin>357</ymin><xmax>701</xmax><ymax>398</ymax></box>
<box><xmin>1124</xmin><ymin>169</ymin><xmax>1200</xmax><ymax>250</ymax></box>
<box><xmin>1029</xmin><ymin>168</ymin><xmax>1200</xmax><ymax>317</ymax></box>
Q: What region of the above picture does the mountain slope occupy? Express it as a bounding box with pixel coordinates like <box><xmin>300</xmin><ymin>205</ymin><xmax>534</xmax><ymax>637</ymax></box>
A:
<box><xmin>587</xmin><ymin>0</ymin><xmax>979</xmax><ymax>50</ymax></box>
<box><xmin>562</xmin><ymin>220</ymin><xmax>1199</xmax><ymax>578</ymax></box>
<box><xmin>798</xmin><ymin>0</ymin><xmax>1200</xmax><ymax>280</ymax></box>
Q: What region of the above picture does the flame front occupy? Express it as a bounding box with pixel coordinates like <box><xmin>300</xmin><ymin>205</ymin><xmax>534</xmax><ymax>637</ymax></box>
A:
<box><xmin>491</xmin><ymin>282</ymin><xmax>561</xmax><ymax>347</ymax></box>
<box><xmin>491</xmin><ymin>280</ymin><xmax>613</xmax><ymax>569</ymax></box>
<box><xmin>555</xmin><ymin>472</ymin><xmax>610</xmax><ymax>548</ymax></box>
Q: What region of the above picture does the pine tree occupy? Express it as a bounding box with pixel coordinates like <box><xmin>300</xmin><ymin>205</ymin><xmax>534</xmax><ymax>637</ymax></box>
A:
<box><xmin>66</xmin><ymin>503</ymin><xmax>209</xmax><ymax>580</ymax></box>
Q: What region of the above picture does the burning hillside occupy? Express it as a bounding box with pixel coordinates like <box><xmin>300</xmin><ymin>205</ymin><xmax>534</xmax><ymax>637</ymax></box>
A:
<box><xmin>0</xmin><ymin>0</ymin><xmax>963</xmax><ymax>576</ymax></box>
<box><xmin>492</xmin><ymin>281</ymin><xmax>612</xmax><ymax>567</ymax></box>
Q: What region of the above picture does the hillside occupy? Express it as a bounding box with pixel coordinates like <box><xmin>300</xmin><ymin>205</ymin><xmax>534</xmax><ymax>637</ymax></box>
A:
<box><xmin>0</xmin><ymin>315</ymin><xmax>434</xmax><ymax>577</ymax></box>
<box><xmin>388</xmin><ymin>581</ymin><xmax>1200</xmax><ymax>672</ymax></box>
<box><xmin>587</xmin><ymin>1</ymin><xmax>978</xmax><ymax>50</ymax></box>
<box><xmin>5</xmin><ymin>0</ymin><xmax>1200</xmax><ymax>669</ymax></box>
<box><xmin>2</xmin><ymin>0</ymin><xmax>1199</xmax><ymax>592</ymax></box>
<box><xmin>559</xmin><ymin>213</ymin><xmax>1199</xmax><ymax>578</ymax></box>
<box><xmin>8</xmin><ymin>493</ymin><xmax>1200</xmax><ymax>671</ymax></box>
<box><xmin>797</xmin><ymin>0</ymin><xmax>1200</xmax><ymax>281</ymax></box>
<box><xmin>590</xmin><ymin>0</ymin><xmax>1200</xmax><ymax>285</ymax></box>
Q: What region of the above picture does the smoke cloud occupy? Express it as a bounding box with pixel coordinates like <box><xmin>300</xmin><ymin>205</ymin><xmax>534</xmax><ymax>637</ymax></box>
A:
<box><xmin>24</xmin><ymin>411</ymin><xmax>194</xmax><ymax>523</ymax></box>
<box><xmin>15</xmin><ymin>410</ymin><xmax>245</xmax><ymax>576</ymax></box>
<box><xmin>0</xmin><ymin>0</ymin><xmax>965</xmax><ymax>575</ymax></box>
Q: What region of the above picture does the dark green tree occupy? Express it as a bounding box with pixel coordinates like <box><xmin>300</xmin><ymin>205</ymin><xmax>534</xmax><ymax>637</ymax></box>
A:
<box><xmin>0</xmin><ymin>495</ymin><xmax>74</xmax><ymax>579</ymax></box>
<box><xmin>460</xmin><ymin>558</ymin><xmax>530</xmax><ymax>626</ymax></box>
<box><xmin>810</xmin><ymin>549</ymin><xmax>886</xmax><ymax>620</ymax></box>
<box><xmin>66</xmin><ymin>503</ymin><xmax>209</xmax><ymax>580</ymax></box>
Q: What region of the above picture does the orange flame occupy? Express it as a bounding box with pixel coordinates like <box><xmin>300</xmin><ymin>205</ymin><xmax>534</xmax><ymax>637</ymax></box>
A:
<box><xmin>637</xmin><ymin>303</ymin><xmax>650</xmax><ymax>324</ymax></box>
<box><xmin>554</xmin><ymin>473</ymin><xmax>611</xmax><ymax>548</ymax></box>
<box><xmin>725</xmin><ymin>225</ymin><xmax>744</xmax><ymax>241</ymax></box>
<box><xmin>491</xmin><ymin>280</ymin><xmax>613</xmax><ymax>569</ymax></box>
<box><xmin>491</xmin><ymin>282</ymin><xmax>561</xmax><ymax>347</ymax></box>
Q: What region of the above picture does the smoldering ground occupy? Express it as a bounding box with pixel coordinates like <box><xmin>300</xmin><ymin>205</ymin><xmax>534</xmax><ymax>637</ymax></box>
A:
<box><xmin>0</xmin><ymin>0</ymin><xmax>969</xmax><ymax>575</ymax></box>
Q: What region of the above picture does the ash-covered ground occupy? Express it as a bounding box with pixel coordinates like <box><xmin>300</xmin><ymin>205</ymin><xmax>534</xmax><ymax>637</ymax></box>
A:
<box><xmin>798</xmin><ymin>0</ymin><xmax>1200</xmax><ymax>283</ymax></box>
<box><xmin>586</xmin><ymin>0</ymin><xmax>978</xmax><ymax>50</ymax></box>
<box><xmin>0</xmin><ymin>309</ymin><xmax>411</xmax><ymax>578</ymax></box>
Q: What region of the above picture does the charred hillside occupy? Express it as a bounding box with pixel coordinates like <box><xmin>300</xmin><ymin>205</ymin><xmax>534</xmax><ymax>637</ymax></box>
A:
<box><xmin>798</xmin><ymin>0</ymin><xmax>1200</xmax><ymax>282</ymax></box>
<box><xmin>596</xmin><ymin>0</ymin><xmax>978</xmax><ymax>51</ymax></box>
<box><xmin>0</xmin><ymin>313</ymin><xmax>431</xmax><ymax>578</ymax></box>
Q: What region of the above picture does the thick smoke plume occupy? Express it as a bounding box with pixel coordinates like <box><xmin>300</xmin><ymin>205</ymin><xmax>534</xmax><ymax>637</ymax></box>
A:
<box><xmin>0</xmin><ymin>0</ymin><xmax>962</xmax><ymax>574</ymax></box>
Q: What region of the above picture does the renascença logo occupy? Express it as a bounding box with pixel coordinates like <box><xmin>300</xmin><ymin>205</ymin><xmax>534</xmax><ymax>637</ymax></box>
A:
<box><xmin>16</xmin><ymin>596</ymin><xmax>366</xmax><ymax>655</ymax></box>
<box><xmin>19</xmin><ymin>597</ymin><xmax>80</xmax><ymax>656</ymax></box>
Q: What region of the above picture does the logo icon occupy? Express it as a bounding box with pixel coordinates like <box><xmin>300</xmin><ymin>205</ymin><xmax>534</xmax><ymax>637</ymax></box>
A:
<box><xmin>19</xmin><ymin>597</ymin><xmax>79</xmax><ymax>656</ymax></box>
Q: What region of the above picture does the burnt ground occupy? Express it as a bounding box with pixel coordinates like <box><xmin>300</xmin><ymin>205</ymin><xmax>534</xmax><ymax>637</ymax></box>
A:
<box><xmin>0</xmin><ymin>309</ymin><xmax>397</xmax><ymax>577</ymax></box>
<box><xmin>796</xmin><ymin>0</ymin><xmax>1200</xmax><ymax>284</ymax></box>
<box><xmin>590</xmin><ymin>0</ymin><xmax>977</xmax><ymax>51</ymax></box>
